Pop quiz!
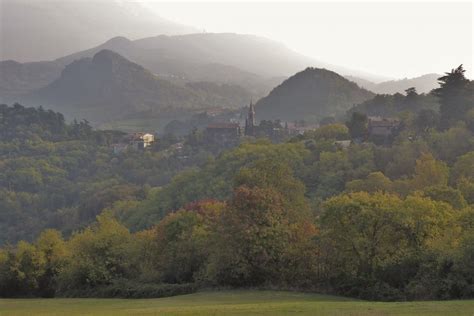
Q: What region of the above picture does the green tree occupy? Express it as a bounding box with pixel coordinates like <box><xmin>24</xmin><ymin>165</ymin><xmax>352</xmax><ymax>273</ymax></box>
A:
<box><xmin>415</xmin><ymin>109</ymin><xmax>439</xmax><ymax>134</ymax></box>
<box><xmin>320</xmin><ymin>192</ymin><xmax>455</xmax><ymax>299</ymax></box>
<box><xmin>207</xmin><ymin>186</ymin><xmax>315</xmax><ymax>286</ymax></box>
<box><xmin>423</xmin><ymin>186</ymin><xmax>467</xmax><ymax>209</ymax></box>
<box><xmin>144</xmin><ymin>200</ymin><xmax>224</xmax><ymax>284</ymax></box>
<box><xmin>346</xmin><ymin>171</ymin><xmax>393</xmax><ymax>193</ymax></box>
<box><xmin>451</xmin><ymin>151</ymin><xmax>474</xmax><ymax>183</ymax></box>
<box><xmin>36</xmin><ymin>230</ymin><xmax>67</xmax><ymax>297</ymax></box>
<box><xmin>412</xmin><ymin>153</ymin><xmax>449</xmax><ymax>189</ymax></box>
<box><xmin>346</xmin><ymin>112</ymin><xmax>368</xmax><ymax>140</ymax></box>
<box><xmin>58</xmin><ymin>214</ymin><xmax>133</xmax><ymax>291</ymax></box>
<box><xmin>235</xmin><ymin>159</ymin><xmax>309</xmax><ymax>217</ymax></box>
<box><xmin>434</xmin><ymin>65</ymin><xmax>473</xmax><ymax>129</ymax></box>
<box><xmin>0</xmin><ymin>241</ymin><xmax>46</xmax><ymax>297</ymax></box>
<box><xmin>321</xmin><ymin>192</ymin><xmax>406</xmax><ymax>277</ymax></box>
<box><xmin>308</xmin><ymin>123</ymin><xmax>349</xmax><ymax>141</ymax></box>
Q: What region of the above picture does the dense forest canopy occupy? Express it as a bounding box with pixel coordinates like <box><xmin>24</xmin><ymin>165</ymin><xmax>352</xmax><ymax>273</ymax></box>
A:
<box><xmin>0</xmin><ymin>103</ymin><xmax>218</xmax><ymax>242</ymax></box>
<box><xmin>0</xmin><ymin>65</ymin><xmax>473</xmax><ymax>301</ymax></box>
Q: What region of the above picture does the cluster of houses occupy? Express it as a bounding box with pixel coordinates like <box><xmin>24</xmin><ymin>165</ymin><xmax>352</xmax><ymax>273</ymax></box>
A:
<box><xmin>204</xmin><ymin>101</ymin><xmax>320</xmax><ymax>145</ymax></box>
<box><xmin>203</xmin><ymin>103</ymin><xmax>400</xmax><ymax>146</ymax></box>
<box><xmin>112</xmin><ymin>132</ymin><xmax>155</xmax><ymax>154</ymax></box>
<box><xmin>367</xmin><ymin>116</ymin><xmax>401</xmax><ymax>138</ymax></box>
<box><xmin>112</xmin><ymin>103</ymin><xmax>401</xmax><ymax>154</ymax></box>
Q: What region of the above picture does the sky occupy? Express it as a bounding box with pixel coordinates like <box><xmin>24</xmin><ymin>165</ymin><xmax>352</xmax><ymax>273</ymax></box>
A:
<box><xmin>141</xmin><ymin>1</ymin><xmax>473</xmax><ymax>79</ymax></box>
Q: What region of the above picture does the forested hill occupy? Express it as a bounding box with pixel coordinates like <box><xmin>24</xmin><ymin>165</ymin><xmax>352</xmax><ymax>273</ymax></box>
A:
<box><xmin>0</xmin><ymin>66</ymin><xmax>473</xmax><ymax>301</ymax></box>
<box><xmin>26</xmin><ymin>50</ymin><xmax>252</xmax><ymax>124</ymax></box>
<box><xmin>0</xmin><ymin>103</ymin><xmax>207</xmax><ymax>244</ymax></box>
<box><xmin>0</xmin><ymin>60</ymin><xmax>63</xmax><ymax>103</ymax></box>
<box><xmin>31</xmin><ymin>49</ymin><xmax>196</xmax><ymax>122</ymax></box>
<box><xmin>255</xmin><ymin>67</ymin><xmax>374</xmax><ymax>121</ymax></box>
<box><xmin>348</xmin><ymin>89</ymin><xmax>440</xmax><ymax>117</ymax></box>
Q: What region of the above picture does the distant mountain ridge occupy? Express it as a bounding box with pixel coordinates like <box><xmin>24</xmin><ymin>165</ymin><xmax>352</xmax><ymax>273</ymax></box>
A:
<box><xmin>55</xmin><ymin>33</ymin><xmax>390</xmax><ymax>83</ymax></box>
<box><xmin>2</xmin><ymin>31</ymin><xmax>395</xmax><ymax>96</ymax></box>
<box><xmin>1</xmin><ymin>33</ymin><xmax>440</xmax><ymax>105</ymax></box>
<box><xmin>0</xmin><ymin>60</ymin><xmax>63</xmax><ymax>103</ymax></box>
<box><xmin>347</xmin><ymin>74</ymin><xmax>441</xmax><ymax>94</ymax></box>
<box><xmin>255</xmin><ymin>67</ymin><xmax>375</xmax><ymax>122</ymax></box>
<box><xmin>27</xmin><ymin>50</ymin><xmax>252</xmax><ymax>125</ymax></box>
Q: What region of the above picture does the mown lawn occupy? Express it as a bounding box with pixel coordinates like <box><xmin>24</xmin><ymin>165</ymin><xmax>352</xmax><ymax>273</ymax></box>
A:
<box><xmin>0</xmin><ymin>290</ymin><xmax>473</xmax><ymax>316</ymax></box>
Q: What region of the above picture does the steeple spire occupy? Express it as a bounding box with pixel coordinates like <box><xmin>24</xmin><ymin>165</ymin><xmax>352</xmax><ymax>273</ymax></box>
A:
<box><xmin>245</xmin><ymin>99</ymin><xmax>256</xmax><ymax>136</ymax></box>
<box><xmin>248</xmin><ymin>99</ymin><xmax>255</xmax><ymax>126</ymax></box>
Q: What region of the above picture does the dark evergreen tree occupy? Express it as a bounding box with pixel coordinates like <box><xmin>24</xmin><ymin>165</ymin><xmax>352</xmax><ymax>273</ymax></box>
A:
<box><xmin>433</xmin><ymin>65</ymin><xmax>473</xmax><ymax>129</ymax></box>
<box><xmin>346</xmin><ymin>112</ymin><xmax>368</xmax><ymax>140</ymax></box>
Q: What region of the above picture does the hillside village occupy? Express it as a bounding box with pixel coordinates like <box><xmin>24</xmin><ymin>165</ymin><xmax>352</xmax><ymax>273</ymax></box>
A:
<box><xmin>113</xmin><ymin>100</ymin><xmax>401</xmax><ymax>154</ymax></box>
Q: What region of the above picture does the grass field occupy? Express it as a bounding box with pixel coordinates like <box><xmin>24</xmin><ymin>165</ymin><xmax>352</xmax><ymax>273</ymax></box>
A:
<box><xmin>0</xmin><ymin>290</ymin><xmax>473</xmax><ymax>316</ymax></box>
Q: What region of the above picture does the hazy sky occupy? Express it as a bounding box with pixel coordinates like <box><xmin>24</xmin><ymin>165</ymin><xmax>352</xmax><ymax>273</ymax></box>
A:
<box><xmin>142</xmin><ymin>1</ymin><xmax>473</xmax><ymax>79</ymax></box>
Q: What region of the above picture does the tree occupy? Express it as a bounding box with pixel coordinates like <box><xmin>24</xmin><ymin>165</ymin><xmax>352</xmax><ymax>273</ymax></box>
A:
<box><xmin>346</xmin><ymin>171</ymin><xmax>393</xmax><ymax>193</ymax></box>
<box><xmin>203</xmin><ymin>157</ymin><xmax>318</xmax><ymax>287</ymax></box>
<box><xmin>206</xmin><ymin>187</ymin><xmax>287</xmax><ymax>285</ymax></box>
<box><xmin>308</xmin><ymin>123</ymin><xmax>349</xmax><ymax>141</ymax></box>
<box><xmin>433</xmin><ymin>65</ymin><xmax>473</xmax><ymax>129</ymax></box>
<box><xmin>405</xmin><ymin>87</ymin><xmax>418</xmax><ymax>98</ymax></box>
<box><xmin>234</xmin><ymin>159</ymin><xmax>309</xmax><ymax>218</ymax></box>
<box><xmin>144</xmin><ymin>200</ymin><xmax>224</xmax><ymax>284</ymax></box>
<box><xmin>57</xmin><ymin>214</ymin><xmax>133</xmax><ymax>291</ymax></box>
<box><xmin>321</xmin><ymin>192</ymin><xmax>406</xmax><ymax>277</ymax></box>
<box><xmin>346</xmin><ymin>112</ymin><xmax>368</xmax><ymax>141</ymax></box>
<box><xmin>423</xmin><ymin>186</ymin><xmax>467</xmax><ymax>209</ymax></box>
<box><xmin>412</xmin><ymin>153</ymin><xmax>449</xmax><ymax>189</ymax></box>
<box><xmin>312</xmin><ymin>151</ymin><xmax>351</xmax><ymax>200</ymax></box>
<box><xmin>428</xmin><ymin>126</ymin><xmax>474</xmax><ymax>163</ymax></box>
<box><xmin>320</xmin><ymin>192</ymin><xmax>455</xmax><ymax>299</ymax></box>
<box><xmin>36</xmin><ymin>230</ymin><xmax>67</xmax><ymax>297</ymax></box>
<box><xmin>415</xmin><ymin>109</ymin><xmax>439</xmax><ymax>134</ymax></box>
<box><xmin>451</xmin><ymin>151</ymin><xmax>474</xmax><ymax>183</ymax></box>
<box><xmin>0</xmin><ymin>241</ymin><xmax>46</xmax><ymax>297</ymax></box>
<box><xmin>207</xmin><ymin>186</ymin><xmax>316</xmax><ymax>286</ymax></box>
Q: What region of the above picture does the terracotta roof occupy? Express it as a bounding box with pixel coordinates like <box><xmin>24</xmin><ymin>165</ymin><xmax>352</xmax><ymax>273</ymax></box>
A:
<box><xmin>128</xmin><ymin>132</ymin><xmax>153</xmax><ymax>141</ymax></box>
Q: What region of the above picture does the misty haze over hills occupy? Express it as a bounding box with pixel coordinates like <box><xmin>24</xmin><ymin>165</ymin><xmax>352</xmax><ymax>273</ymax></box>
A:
<box><xmin>0</xmin><ymin>0</ymin><xmax>462</xmax><ymax>131</ymax></box>
<box><xmin>2</xmin><ymin>0</ymin><xmax>401</xmax><ymax>83</ymax></box>
<box><xmin>26</xmin><ymin>50</ymin><xmax>253</xmax><ymax>125</ymax></box>
<box><xmin>0</xmin><ymin>0</ymin><xmax>197</xmax><ymax>62</ymax></box>
<box><xmin>1</xmin><ymin>0</ymin><xmax>376</xmax><ymax>80</ymax></box>
<box><xmin>347</xmin><ymin>74</ymin><xmax>442</xmax><ymax>95</ymax></box>
<box><xmin>1</xmin><ymin>32</ymin><xmax>443</xmax><ymax>104</ymax></box>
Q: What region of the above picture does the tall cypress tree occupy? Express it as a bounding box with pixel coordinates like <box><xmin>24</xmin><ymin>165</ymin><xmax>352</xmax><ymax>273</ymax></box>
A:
<box><xmin>433</xmin><ymin>65</ymin><xmax>473</xmax><ymax>129</ymax></box>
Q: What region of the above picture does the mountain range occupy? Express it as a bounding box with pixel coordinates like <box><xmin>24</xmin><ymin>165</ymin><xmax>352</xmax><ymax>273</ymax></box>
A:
<box><xmin>27</xmin><ymin>50</ymin><xmax>253</xmax><ymax>126</ymax></box>
<box><xmin>347</xmin><ymin>74</ymin><xmax>441</xmax><ymax>94</ymax></box>
<box><xmin>14</xmin><ymin>50</ymin><xmax>378</xmax><ymax>129</ymax></box>
<box><xmin>1</xmin><ymin>33</ymin><xmax>442</xmax><ymax>106</ymax></box>
<box><xmin>0</xmin><ymin>3</ymin><xmax>445</xmax><ymax>132</ymax></box>
<box><xmin>0</xmin><ymin>0</ymin><xmax>447</xmax><ymax>117</ymax></box>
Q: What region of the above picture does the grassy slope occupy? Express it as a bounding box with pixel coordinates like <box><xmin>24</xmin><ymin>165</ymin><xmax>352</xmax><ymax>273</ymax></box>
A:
<box><xmin>0</xmin><ymin>290</ymin><xmax>473</xmax><ymax>316</ymax></box>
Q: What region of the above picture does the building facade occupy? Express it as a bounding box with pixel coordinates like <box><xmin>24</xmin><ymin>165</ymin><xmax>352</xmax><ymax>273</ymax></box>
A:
<box><xmin>129</xmin><ymin>133</ymin><xmax>155</xmax><ymax>150</ymax></box>
<box><xmin>205</xmin><ymin>123</ymin><xmax>241</xmax><ymax>145</ymax></box>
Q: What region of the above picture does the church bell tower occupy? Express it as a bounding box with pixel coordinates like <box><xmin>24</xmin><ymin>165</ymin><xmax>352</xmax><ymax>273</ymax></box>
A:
<box><xmin>245</xmin><ymin>100</ymin><xmax>256</xmax><ymax>136</ymax></box>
